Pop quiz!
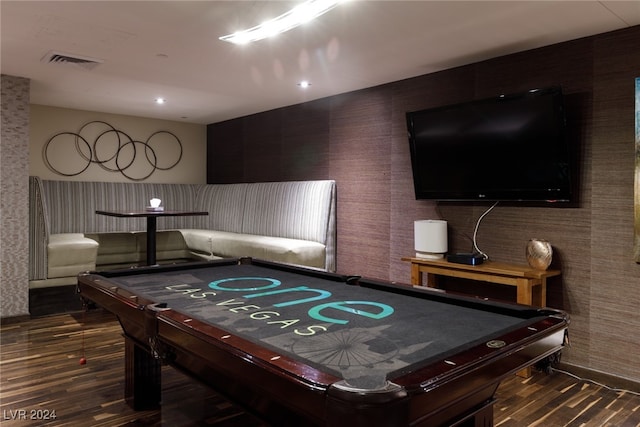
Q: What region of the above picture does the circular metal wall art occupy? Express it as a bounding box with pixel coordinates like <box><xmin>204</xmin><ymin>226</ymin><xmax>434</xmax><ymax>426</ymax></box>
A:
<box><xmin>43</xmin><ymin>120</ymin><xmax>183</xmax><ymax>180</ymax></box>
<box><xmin>43</xmin><ymin>131</ymin><xmax>93</xmax><ymax>176</ymax></box>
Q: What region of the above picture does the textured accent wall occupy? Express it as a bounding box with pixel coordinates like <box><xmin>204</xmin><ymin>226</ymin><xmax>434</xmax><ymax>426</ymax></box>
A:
<box><xmin>1</xmin><ymin>74</ymin><xmax>31</xmax><ymax>318</ymax></box>
<box><xmin>207</xmin><ymin>26</ymin><xmax>640</xmax><ymax>383</ymax></box>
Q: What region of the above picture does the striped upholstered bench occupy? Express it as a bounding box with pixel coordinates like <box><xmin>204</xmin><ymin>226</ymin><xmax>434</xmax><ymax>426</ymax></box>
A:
<box><xmin>28</xmin><ymin>177</ymin><xmax>337</xmax><ymax>291</ymax></box>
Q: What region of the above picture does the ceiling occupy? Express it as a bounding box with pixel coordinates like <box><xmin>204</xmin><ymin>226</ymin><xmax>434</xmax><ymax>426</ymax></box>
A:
<box><xmin>2</xmin><ymin>1</ymin><xmax>639</xmax><ymax>125</ymax></box>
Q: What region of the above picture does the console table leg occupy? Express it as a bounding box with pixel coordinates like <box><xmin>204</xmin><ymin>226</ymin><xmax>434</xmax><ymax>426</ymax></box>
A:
<box><xmin>516</xmin><ymin>278</ymin><xmax>533</xmax><ymax>378</ymax></box>
<box><xmin>515</xmin><ymin>279</ymin><xmax>533</xmax><ymax>306</ymax></box>
<box><xmin>538</xmin><ymin>279</ymin><xmax>548</xmax><ymax>307</ymax></box>
<box><xmin>411</xmin><ymin>264</ymin><xmax>422</xmax><ymax>286</ymax></box>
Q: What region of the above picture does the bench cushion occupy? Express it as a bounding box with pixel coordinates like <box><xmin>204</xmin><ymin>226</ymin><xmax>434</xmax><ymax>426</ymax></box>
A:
<box><xmin>85</xmin><ymin>232</ymin><xmax>140</xmax><ymax>266</ymax></box>
<box><xmin>47</xmin><ymin>234</ymin><xmax>99</xmax><ymax>278</ymax></box>
<box><xmin>85</xmin><ymin>231</ymin><xmax>192</xmax><ymax>267</ymax></box>
<box><xmin>135</xmin><ymin>230</ymin><xmax>191</xmax><ymax>262</ymax></box>
<box><xmin>180</xmin><ymin>229</ymin><xmax>326</xmax><ymax>269</ymax></box>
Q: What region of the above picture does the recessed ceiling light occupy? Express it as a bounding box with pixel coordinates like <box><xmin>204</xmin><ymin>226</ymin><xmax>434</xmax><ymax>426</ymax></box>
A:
<box><xmin>298</xmin><ymin>80</ymin><xmax>311</xmax><ymax>88</ymax></box>
<box><xmin>219</xmin><ymin>0</ymin><xmax>343</xmax><ymax>45</ymax></box>
<box><xmin>155</xmin><ymin>98</ymin><xmax>166</xmax><ymax>104</ymax></box>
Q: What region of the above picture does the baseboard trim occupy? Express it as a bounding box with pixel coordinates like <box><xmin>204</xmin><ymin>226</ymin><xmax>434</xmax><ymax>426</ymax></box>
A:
<box><xmin>557</xmin><ymin>362</ymin><xmax>640</xmax><ymax>393</ymax></box>
<box><xmin>29</xmin><ymin>285</ymin><xmax>84</xmax><ymax>317</ymax></box>
<box><xmin>1</xmin><ymin>315</ymin><xmax>31</xmax><ymax>325</ymax></box>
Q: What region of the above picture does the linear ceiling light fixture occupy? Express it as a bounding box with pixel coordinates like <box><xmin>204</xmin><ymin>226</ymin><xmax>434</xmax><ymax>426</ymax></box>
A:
<box><xmin>219</xmin><ymin>0</ymin><xmax>343</xmax><ymax>45</ymax></box>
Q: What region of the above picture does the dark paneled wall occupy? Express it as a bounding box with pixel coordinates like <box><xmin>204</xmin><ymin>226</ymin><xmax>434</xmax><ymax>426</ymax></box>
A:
<box><xmin>590</xmin><ymin>27</ymin><xmax>640</xmax><ymax>380</ymax></box>
<box><xmin>207</xmin><ymin>26</ymin><xmax>640</xmax><ymax>382</ymax></box>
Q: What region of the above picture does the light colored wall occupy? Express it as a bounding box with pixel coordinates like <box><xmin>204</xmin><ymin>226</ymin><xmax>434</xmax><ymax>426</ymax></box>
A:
<box><xmin>30</xmin><ymin>105</ymin><xmax>206</xmax><ymax>184</ymax></box>
<box><xmin>1</xmin><ymin>75</ymin><xmax>31</xmax><ymax>318</ymax></box>
<box><xmin>1</xmin><ymin>101</ymin><xmax>206</xmax><ymax>319</ymax></box>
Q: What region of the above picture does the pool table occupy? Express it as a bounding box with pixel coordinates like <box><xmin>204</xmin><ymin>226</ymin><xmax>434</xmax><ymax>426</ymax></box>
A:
<box><xmin>77</xmin><ymin>258</ymin><xmax>568</xmax><ymax>427</ymax></box>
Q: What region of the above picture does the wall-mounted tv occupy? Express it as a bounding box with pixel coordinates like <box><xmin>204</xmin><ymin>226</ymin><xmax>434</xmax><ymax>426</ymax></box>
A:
<box><xmin>406</xmin><ymin>86</ymin><xmax>572</xmax><ymax>202</ymax></box>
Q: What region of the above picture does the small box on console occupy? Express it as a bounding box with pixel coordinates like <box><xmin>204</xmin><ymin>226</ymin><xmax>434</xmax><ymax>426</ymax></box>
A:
<box><xmin>446</xmin><ymin>253</ymin><xmax>485</xmax><ymax>265</ymax></box>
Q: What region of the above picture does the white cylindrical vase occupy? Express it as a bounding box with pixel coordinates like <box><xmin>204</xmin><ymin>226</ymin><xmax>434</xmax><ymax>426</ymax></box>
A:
<box><xmin>414</xmin><ymin>220</ymin><xmax>448</xmax><ymax>259</ymax></box>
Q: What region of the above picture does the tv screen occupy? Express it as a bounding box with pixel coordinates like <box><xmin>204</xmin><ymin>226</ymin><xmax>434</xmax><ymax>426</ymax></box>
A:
<box><xmin>406</xmin><ymin>86</ymin><xmax>572</xmax><ymax>202</ymax></box>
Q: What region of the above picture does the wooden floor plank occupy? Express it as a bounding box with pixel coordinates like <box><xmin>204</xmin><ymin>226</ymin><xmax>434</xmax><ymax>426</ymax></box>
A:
<box><xmin>1</xmin><ymin>310</ymin><xmax>638</xmax><ymax>426</ymax></box>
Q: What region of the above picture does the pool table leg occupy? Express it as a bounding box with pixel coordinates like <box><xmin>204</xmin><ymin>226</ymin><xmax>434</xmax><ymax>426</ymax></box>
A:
<box><xmin>469</xmin><ymin>403</ymin><xmax>493</xmax><ymax>427</ymax></box>
<box><xmin>124</xmin><ymin>336</ymin><xmax>162</xmax><ymax>410</ymax></box>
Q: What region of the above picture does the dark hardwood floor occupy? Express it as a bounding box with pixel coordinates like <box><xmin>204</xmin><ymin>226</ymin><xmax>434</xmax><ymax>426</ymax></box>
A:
<box><xmin>1</xmin><ymin>310</ymin><xmax>638</xmax><ymax>426</ymax></box>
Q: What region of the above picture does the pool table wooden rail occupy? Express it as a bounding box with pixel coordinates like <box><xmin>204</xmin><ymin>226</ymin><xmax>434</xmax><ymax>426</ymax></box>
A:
<box><xmin>160</xmin><ymin>308</ymin><xmax>421</xmax><ymax>425</ymax></box>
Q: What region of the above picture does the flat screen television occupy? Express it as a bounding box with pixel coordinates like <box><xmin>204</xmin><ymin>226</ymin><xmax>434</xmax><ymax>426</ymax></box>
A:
<box><xmin>406</xmin><ymin>86</ymin><xmax>572</xmax><ymax>202</ymax></box>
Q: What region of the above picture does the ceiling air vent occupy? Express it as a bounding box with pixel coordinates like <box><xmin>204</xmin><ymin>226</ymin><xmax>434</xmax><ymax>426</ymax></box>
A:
<box><xmin>41</xmin><ymin>51</ymin><xmax>103</xmax><ymax>70</ymax></box>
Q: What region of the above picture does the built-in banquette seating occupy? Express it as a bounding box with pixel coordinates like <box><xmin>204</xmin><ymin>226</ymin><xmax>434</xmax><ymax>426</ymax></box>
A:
<box><xmin>28</xmin><ymin>177</ymin><xmax>337</xmax><ymax>294</ymax></box>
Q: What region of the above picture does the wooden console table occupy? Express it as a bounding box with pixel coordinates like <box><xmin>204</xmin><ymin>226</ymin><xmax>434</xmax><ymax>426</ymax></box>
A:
<box><xmin>402</xmin><ymin>256</ymin><xmax>562</xmax><ymax>378</ymax></box>
<box><xmin>401</xmin><ymin>257</ymin><xmax>561</xmax><ymax>307</ymax></box>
